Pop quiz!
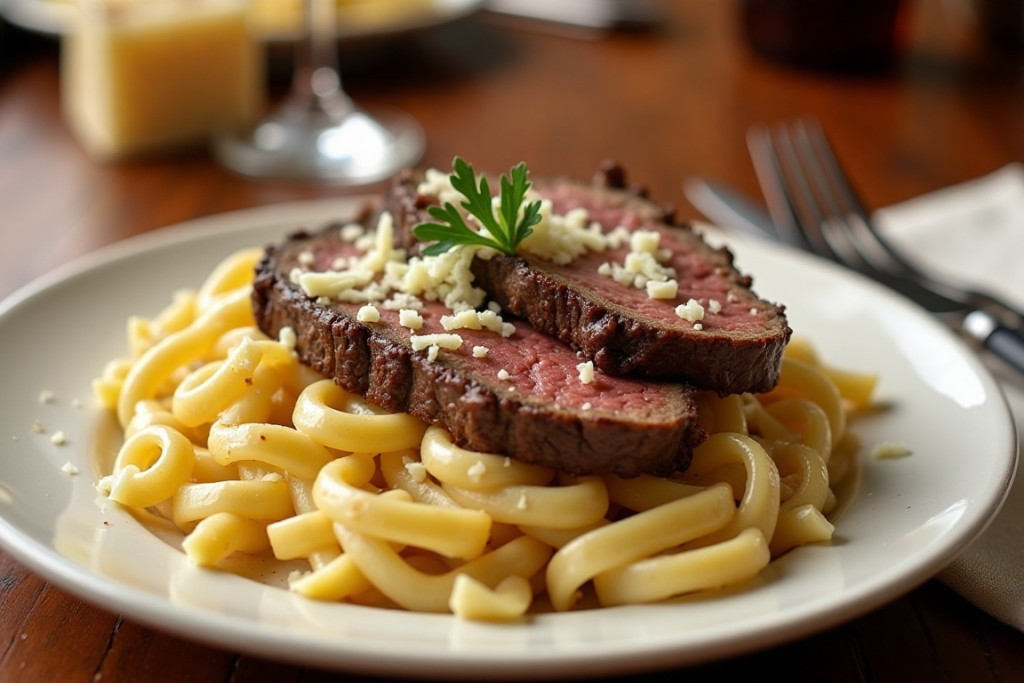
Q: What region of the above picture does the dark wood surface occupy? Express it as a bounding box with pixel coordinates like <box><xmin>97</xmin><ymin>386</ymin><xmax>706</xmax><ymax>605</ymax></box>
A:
<box><xmin>1</xmin><ymin>1</ymin><xmax>1023</xmax><ymax>681</ymax></box>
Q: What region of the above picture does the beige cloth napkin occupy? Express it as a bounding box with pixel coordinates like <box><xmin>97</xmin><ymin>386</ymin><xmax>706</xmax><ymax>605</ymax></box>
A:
<box><xmin>874</xmin><ymin>165</ymin><xmax>1024</xmax><ymax>631</ymax></box>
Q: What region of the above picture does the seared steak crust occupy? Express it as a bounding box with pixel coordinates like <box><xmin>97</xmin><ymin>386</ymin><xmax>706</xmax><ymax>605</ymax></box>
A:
<box><xmin>387</xmin><ymin>165</ymin><xmax>791</xmax><ymax>395</ymax></box>
<box><xmin>252</xmin><ymin>226</ymin><xmax>705</xmax><ymax>477</ymax></box>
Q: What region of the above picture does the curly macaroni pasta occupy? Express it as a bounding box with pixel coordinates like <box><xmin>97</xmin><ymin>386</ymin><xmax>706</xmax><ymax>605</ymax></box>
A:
<box><xmin>94</xmin><ymin>248</ymin><xmax>875</xmax><ymax>621</ymax></box>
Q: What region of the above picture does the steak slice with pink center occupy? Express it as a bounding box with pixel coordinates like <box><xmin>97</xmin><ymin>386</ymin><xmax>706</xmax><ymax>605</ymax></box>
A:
<box><xmin>252</xmin><ymin>224</ymin><xmax>705</xmax><ymax>477</ymax></box>
<box><xmin>388</xmin><ymin>163</ymin><xmax>791</xmax><ymax>395</ymax></box>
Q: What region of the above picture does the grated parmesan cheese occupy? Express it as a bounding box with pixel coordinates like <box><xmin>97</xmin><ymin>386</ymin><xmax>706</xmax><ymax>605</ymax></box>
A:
<box><xmin>95</xmin><ymin>475</ymin><xmax>114</xmax><ymax>496</ymax></box>
<box><xmin>288</xmin><ymin>570</ymin><xmax>311</xmax><ymax>585</ymax></box>
<box><xmin>675</xmin><ymin>299</ymin><xmax>705</xmax><ymax>323</ymax></box>
<box><xmin>61</xmin><ymin>461</ymin><xmax>79</xmax><ymax>475</ymax></box>
<box><xmin>278</xmin><ymin>326</ymin><xmax>297</xmax><ymax>350</ymax></box>
<box><xmin>576</xmin><ymin>361</ymin><xmax>594</xmax><ymax>384</ymax></box>
<box><xmin>646</xmin><ymin>280</ymin><xmax>678</xmax><ymax>300</ymax></box>
<box><xmin>356</xmin><ymin>304</ymin><xmax>380</xmax><ymax>322</ymax></box>
<box><xmin>441</xmin><ymin>309</ymin><xmax>482</xmax><ymax>331</ymax></box>
<box><xmin>399</xmin><ymin>309</ymin><xmax>424</xmax><ymax>330</ymax></box>
<box><xmin>293</xmin><ymin>213</ymin><xmax>410</xmax><ymax>303</ymax></box>
<box><xmin>297</xmin><ymin>269</ymin><xmax>375</xmax><ymax>299</ymax></box>
<box><xmin>597</xmin><ymin>229</ymin><xmax>678</xmax><ymax>299</ymax></box>
<box><xmin>382</xmin><ymin>292</ymin><xmax>422</xmax><ymax>311</ymax></box>
<box><xmin>872</xmin><ymin>441</ymin><xmax>912</xmax><ymax>459</ymax></box>
<box><xmin>50</xmin><ymin>431</ymin><xmax>66</xmax><ymax>445</ymax></box>
<box><xmin>497</xmin><ymin>369</ymin><xmax>511</xmax><ymax>380</ymax></box>
<box><xmin>410</xmin><ymin>334</ymin><xmax>463</xmax><ymax>352</ymax></box>
<box><xmin>400</xmin><ymin>241</ymin><xmax>490</xmax><ymax>311</ymax></box>
<box><xmin>436</xmin><ymin>306</ymin><xmax>516</xmax><ymax>336</ymax></box>
<box><xmin>518</xmin><ymin>203</ymin><xmax>607</xmax><ymax>265</ymax></box>
<box><xmin>472</xmin><ymin>345</ymin><xmax>489</xmax><ymax>358</ymax></box>
<box><xmin>630</xmin><ymin>230</ymin><xmax>660</xmax><ymax>254</ymax></box>
<box><xmin>340</xmin><ymin>223</ymin><xmax>365</xmax><ymax>241</ymax></box>
<box><xmin>417</xmin><ymin>167</ymin><xmax>462</xmax><ymax>205</ymax></box>
<box><xmin>404</xmin><ymin>460</ymin><xmax>428</xmax><ymax>482</ymax></box>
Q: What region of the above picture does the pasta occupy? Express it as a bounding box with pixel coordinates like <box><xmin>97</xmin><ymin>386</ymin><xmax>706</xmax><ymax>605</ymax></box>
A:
<box><xmin>93</xmin><ymin>248</ymin><xmax>876</xmax><ymax>621</ymax></box>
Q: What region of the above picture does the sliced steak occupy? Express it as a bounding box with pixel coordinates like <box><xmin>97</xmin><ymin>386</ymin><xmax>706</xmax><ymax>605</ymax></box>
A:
<box><xmin>386</xmin><ymin>164</ymin><xmax>791</xmax><ymax>395</ymax></box>
<box><xmin>252</xmin><ymin>223</ymin><xmax>705</xmax><ymax>478</ymax></box>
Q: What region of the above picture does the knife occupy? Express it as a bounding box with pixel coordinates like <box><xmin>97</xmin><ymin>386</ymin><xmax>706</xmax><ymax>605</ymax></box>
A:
<box><xmin>684</xmin><ymin>176</ymin><xmax>1024</xmax><ymax>375</ymax></box>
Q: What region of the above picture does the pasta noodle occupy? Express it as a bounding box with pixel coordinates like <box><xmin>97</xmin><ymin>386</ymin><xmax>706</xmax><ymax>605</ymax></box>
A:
<box><xmin>93</xmin><ymin>247</ymin><xmax>876</xmax><ymax>621</ymax></box>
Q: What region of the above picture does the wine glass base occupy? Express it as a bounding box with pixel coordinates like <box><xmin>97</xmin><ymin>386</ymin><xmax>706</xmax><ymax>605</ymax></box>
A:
<box><xmin>212</xmin><ymin>101</ymin><xmax>425</xmax><ymax>184</ymax></box>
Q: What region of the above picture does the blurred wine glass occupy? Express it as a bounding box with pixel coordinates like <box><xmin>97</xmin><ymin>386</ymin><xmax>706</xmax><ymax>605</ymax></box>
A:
<box><xmin>213</xmin><ymin>0</ymin><xmax>425</xmax><ymax>183</ymax></box>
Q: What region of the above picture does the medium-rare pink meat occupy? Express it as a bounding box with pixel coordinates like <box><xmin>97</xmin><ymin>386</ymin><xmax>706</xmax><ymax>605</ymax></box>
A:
<box><xmin>251</xmin><ymin>223</ymin><xmax>705</xmax><ymax>478</ymax></box>
<box><xmin>387</xmin><ymin>163</ymin><xmax>791</xmax><ymax>395</ymax></box>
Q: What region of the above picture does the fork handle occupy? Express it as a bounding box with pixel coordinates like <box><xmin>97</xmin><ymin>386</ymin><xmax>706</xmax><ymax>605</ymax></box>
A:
<box><xmin>963</xmin><ymin>310</ymin><xmax>1024</xmax><ymax>375</ymax></box>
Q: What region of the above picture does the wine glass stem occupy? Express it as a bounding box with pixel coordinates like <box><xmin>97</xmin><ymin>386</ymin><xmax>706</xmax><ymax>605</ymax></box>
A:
<box><xmin>296</xmin><ymin>0</ymin><xmax>351</xmax><ymax>116</ymax></box>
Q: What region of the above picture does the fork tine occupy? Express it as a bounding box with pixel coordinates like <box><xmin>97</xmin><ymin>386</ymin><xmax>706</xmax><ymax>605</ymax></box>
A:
<box><xmin>750</xmin><ymin>117</ymin><xmax>1024</xmax><ymax>327</ymax></box>
<box><xmin>753</xmin><ymin>116</ymin><xmax>930</xmax><ymax>274</ymax></box>
<box><xmin>749</xmin><ymin>120</ymin><xmax>851</xmax><ymax>262</ymax></box>
<box><xmin>800</xmin><ymin>119</ymin><xmax>872</xmax><ymax>221</ymax></box>
<box><xmin>771</xmin><ymin>123</ymin><xmax>837</xmax><ymax>259</ymax></box>
<box><xmin>788</xmin><ymin>119</ymin><xmax>873</xmax><ymax>271</ymax></box>
<box><xmin>746</xmin><ymin>123</ymin><xmax>813</xmax><ymax>252</ymax></box>
<box><xmin>802</xmin><ymin>121</ymin><xmax>1024</xmax><ymax>320</ymax></box>
<box><xmin>800</xmin><ymin>119</ymin><xmax>918</xmax><ymax>276</ymax></box>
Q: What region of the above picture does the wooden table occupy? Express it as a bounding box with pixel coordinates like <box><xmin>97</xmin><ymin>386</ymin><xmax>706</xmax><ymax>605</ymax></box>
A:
<box><xmin>1</xmin><ymin>1</ymin><xmax>1023</xmax><ymax>680</ymax></box>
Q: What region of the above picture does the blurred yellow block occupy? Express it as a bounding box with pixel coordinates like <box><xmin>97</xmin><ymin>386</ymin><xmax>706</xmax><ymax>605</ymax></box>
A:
<box><xmin>62</xmin><ymin>0</ymin><xmax>264</xmax><ymax>161</ymax></box>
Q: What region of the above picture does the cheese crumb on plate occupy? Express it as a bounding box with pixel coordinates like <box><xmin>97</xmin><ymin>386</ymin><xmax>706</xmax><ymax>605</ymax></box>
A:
<box><xmin>872</xmin><ymin>441</ymin><xmax>912</xmax><ymax>459</ymax></box>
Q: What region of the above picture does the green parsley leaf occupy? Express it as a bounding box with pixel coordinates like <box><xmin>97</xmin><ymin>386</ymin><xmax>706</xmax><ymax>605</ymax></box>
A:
<box><xmin>413</xmin><ymin>157</ymin><xmax>543</xmax><ymax>257</ymax></box>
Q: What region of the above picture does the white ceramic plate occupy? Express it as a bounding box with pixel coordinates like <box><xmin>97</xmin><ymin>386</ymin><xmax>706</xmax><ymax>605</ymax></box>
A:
<box><xmin>0</xmin><ymin>0</ymin><xmax>481</xmax><ymax>43</ymax></box>
<box><xmin>0</xmin><ymin>198</ymin><xmax>1015</xmax><ymax>680</ymax></box>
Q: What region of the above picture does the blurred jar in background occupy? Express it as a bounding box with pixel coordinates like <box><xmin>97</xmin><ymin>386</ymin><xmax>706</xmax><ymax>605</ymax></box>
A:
<box><xmin>740</xmin><ymin>0</ymin><xmax>907</xmax><ymax>72</ymax></box>
<box><xmin>62</xmin><ymin>0</ymin><xmax>264</xmax><ymax>162</ymax></box>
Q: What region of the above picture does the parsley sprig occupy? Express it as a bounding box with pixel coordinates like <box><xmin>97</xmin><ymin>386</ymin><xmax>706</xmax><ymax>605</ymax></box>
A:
<box><xmin>412</xmin><ymin>157</ymin><xmax>543</xmax><ymax>257</ymax></box>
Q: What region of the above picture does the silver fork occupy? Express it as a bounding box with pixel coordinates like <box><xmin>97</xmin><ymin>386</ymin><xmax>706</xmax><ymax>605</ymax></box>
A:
<box><xmin>746</xmin><ymin>117</ymin><xmax>1024</xmax><ymax>375</ymax></box>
